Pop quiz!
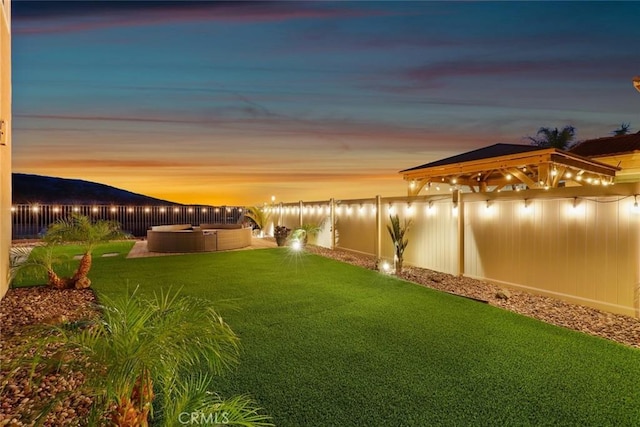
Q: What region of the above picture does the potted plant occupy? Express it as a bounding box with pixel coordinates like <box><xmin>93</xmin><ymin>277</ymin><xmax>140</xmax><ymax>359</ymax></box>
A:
<box><xmin>274</xmin><ymin>225</ymin><xmax>290</xmax><ymax>246</ymax></box>
<box><xmin>290</xmin><ymin>223</ymin><xmax>321</xmax><ymax>247</ymax></box>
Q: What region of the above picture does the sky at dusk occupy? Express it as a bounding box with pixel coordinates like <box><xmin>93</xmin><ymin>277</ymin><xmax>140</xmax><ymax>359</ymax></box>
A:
<box><xmin>12</xmin><ymin>1</ymin><xmax>640</xmax><ymax>206</ymax></box>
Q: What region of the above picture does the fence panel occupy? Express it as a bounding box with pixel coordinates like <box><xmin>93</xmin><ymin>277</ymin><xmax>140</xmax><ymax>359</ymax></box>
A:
<box><xmin>11</xmin><ymin>204</ymin><xmax>245</xmax><ymax>238</ymax></box>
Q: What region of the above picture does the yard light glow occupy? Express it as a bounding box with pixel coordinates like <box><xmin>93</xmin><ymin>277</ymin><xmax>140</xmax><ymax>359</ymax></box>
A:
<box><xmin>10</xmin><ymin>206</ymin><xmax>15</xmax><ymax>212</ymax></box>
<box><xmin>53</xmin><ymin>207</ymin><xmax>60</xmax><ymax>213</ymax></box>
<box><xmin>110</xmin><ymin>207</ymin><xmax>117</xmax><ymax>213</ymax></box>
<box><xmin>174</xmin><ymin>208</ymin><xmax>180</xmax><ymax>213</ymax></box>
<box><xmin>291</xmin><ymin>240</ymin><xmax>302</xmax><ymax>251</ymax></box>
<box><xmin>405</xmin><ymin>203</ymin><xmax>414</xmax><ymax>216</ymax></box>
<box><xmin>144</xmin><ymin>208</ymin><xmax>150</xmax><ymax>213</ymax></box>
<box><xmin>202</xmin><ymin>208</ymin><xmax>207</xmax><ymax>213</ymax></box>
<box><xmin>426</xmin><ymin>201</ymin><xmax>436</xmax><ymax>216</ymax></box>
<box><xmin>92</xmin><ymin>207</ymin><xmax>98</xmax><ymax>213</ymax></box>
<box><xmin>74</xmin><ymin>207</ymin><xmax>80</xmax><ymax>212</ymax></box>
<box><xmin>159</xmin><ymin>208</ymin><xmax>166</xmax><ymax>213</ymax></box>
<box><xmin>127</xmin><ymin>207</ymin><xmax>134</xmax><ymax>213</ymax></box>
<box><xmin>31</xmin><ymin>206</ymin><xmax>39</xmax><ymax>212</ymax></box>
<box><xmin>519</xmin><ymin>199</ymin><xmax>532</xmax><ymax>216</ymax></box>
<box><xmin>188</xmin><ymin>208</ymin><xmax>193</xmax><ymax>213</ymax></box>
<box><xmin>567</xmin><ymin>197</ymin><xmax>586</xmax><ymax>216</ymax></box>
<box><xmin>381</xmin><ymin>261</ymin><xmax>391</xmax><ymax>273</ymax></box>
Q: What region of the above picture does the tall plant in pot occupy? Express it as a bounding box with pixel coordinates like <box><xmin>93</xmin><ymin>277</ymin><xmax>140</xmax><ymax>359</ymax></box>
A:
<box><xmin>387</xmin><ymin>214</ymin><xmax>412</xmax><ymax>274</ymax></box>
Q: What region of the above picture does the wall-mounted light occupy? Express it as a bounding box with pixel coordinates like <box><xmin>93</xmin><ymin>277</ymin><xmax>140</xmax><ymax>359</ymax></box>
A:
<box><xmin>632</xmin><ymin>195</ymin><xmax>640</xmax><ymax>214</ymax></box>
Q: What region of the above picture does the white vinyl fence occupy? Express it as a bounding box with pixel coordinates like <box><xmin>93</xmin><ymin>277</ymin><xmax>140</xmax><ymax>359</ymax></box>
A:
<box><xmin>270</xmin><ymin>183</ymin><xmax>640</xmax><ymax>318</ymax></box>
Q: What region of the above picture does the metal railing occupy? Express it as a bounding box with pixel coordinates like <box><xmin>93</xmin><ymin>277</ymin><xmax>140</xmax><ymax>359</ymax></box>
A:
<box><xmin>11</xmin><ymin>204</ymin><xmax>245</xmax><ymax>238</ymax></box>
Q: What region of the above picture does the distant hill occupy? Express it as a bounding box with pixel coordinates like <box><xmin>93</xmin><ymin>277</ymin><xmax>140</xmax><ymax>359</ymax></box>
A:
<box><xmin>12</xmin><ymin>173</ymin><xmax>181</xmax><ymax>205</ymax></box>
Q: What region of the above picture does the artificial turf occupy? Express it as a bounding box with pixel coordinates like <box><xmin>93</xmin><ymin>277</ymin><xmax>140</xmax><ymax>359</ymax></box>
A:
<box><xmin>17</xmin><ymin>245</ymin><xmax>640</xmax><ymax>425</ymax></box>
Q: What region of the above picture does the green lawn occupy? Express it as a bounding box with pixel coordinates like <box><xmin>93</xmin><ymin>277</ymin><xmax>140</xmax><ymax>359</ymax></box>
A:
<box><xmin>16</xmin><ymin>244</ymin><xmax>640</xmax><ymax>425</ymax></box>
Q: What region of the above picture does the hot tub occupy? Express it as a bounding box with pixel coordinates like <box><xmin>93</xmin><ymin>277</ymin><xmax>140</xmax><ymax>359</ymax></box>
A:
<box><xmin>146</xmin><ymin>224</ymin><xmax>252</xmax><ymax>253</ymax></box>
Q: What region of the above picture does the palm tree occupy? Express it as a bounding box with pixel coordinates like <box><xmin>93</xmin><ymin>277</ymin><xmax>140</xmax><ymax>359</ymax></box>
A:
<box><xmin>244</xmin><ymin>206</ymin><xmax>271</xmax><ymax>237</ymax></box>
<box><xmin>612</xmin><ymin>123</ymin><xmax>631</xmax><ymax>136</ymax></box>
<box><xmin>387</xmin><ymin>215</ymin><xmax>412</xmax><ymax>274</ymax></box>
<box><xmin>8</xmin><ymin>244</ymin><xmax>68</xmax><ymax>289</ymax></box>
<box><xmin>44</xmin><ymin>214</ymin><xmax>128</xmax><ymax>289</ymax></box>
<box><xmin>527</xmin><ymin>125</ymin><xmax>576</xmax><ymax>150</ymax></box>
<box><xmin>37</xmin><ymin>288</ymin><xmax>272</xmax><ymax>426</ymax></box>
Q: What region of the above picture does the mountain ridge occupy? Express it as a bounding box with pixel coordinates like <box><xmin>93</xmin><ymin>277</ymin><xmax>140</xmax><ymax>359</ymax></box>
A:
<box><xmin>12</xmin><ymin>173</ymin><xmax>182</xmax><ymax>205</ymax></box>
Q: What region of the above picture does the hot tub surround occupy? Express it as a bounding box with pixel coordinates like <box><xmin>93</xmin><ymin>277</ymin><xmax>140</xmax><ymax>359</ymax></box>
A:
<box><xmin>146</xmin><ymin>224</ymin><xmax>252</xmax><ymax>253</ymax></box>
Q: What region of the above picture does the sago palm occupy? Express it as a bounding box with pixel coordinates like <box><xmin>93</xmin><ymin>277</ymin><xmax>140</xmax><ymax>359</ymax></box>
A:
<box><xmin>8</xmin><ymin>244</ymin><xmax>69</xmax><ymax>289</ymax></box>
<box><xmin>39</xmin><ymin>288</ymin><xmax>272</xmax><ymax>426</ymax></box>
<box><xmin>387</xmin><ymin>214</ymin><xmax>412</xmax><ymax>274</ymax></box>
<box><xmin>44</xmin><ymin>214</ymin><xmax>128</xmax><ymax>289</ymax></box>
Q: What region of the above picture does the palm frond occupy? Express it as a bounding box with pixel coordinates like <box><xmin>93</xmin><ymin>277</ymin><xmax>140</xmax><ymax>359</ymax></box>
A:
<box><xmin>244</xmin><ymin>206</ymin><xmax>270</xmax><ymax>230</ymax></box>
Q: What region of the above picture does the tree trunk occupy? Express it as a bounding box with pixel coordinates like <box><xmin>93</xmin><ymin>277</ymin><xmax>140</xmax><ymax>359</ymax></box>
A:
<box><xmin>72</xmin><ymin>252</ymin><xmax>92</xmax><ymax>281</ymax></box>
<box><xmin>395</xmin><ymin>256</ymin><xmax>403</xmax><ymax>275</ymax></box>
<box><xmin>71</xmin><ymin>252</ymin><xmax>93</xmax><ymax>289</ymax></box>
<box><xmin>111</xmin><ymin>373</ymin><xmax>154</xmax><ymax>427</ymax></box>
<box><xmin>47</xmin><ymin>269</ymin><xmax>70</xmax><ymax>289</ymax></box>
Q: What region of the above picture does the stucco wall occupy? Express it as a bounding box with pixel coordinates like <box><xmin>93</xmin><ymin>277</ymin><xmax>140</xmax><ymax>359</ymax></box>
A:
<box><xmin>0</xmin><ymin>0</ymin><xmax>11</xmax><ymax>299</ymax></box>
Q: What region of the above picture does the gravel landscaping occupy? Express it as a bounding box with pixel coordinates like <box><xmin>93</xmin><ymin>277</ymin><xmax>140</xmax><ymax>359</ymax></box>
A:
<box><xmin>1</xmin><ymin>243</ymin><xmax>638</xmax><ymax>425</ymax></box>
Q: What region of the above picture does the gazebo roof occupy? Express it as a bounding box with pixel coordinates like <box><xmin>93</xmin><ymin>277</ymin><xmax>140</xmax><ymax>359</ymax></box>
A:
<box><xmin>569</xmin><ymin>132</ymin><xmax>640</xmax><ymax>157</ymax></box>
<box><xmin>400</xmin><ymin>143</ymin><xmax>619</xmax><ymax>195</ymax></box>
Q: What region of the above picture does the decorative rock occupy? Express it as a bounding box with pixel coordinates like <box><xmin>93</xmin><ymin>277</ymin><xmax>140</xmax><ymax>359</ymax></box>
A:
<box><xmin>496</xmin><ymin>289</ymin><xmax>512</xmax><ymax>300</ymax></box>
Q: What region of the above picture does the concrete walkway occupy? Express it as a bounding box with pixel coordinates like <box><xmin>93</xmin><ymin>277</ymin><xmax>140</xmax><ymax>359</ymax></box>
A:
<box><xmin>126</xmin><ymin>236</ymin><xmax>278</xmax><ymax>258</ymax></box>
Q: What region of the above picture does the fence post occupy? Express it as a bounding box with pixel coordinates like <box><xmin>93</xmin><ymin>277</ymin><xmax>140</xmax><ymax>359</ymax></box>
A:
<box><xmin>455</xmin><ymin>190</ymin><xmax>465</xmax><ymax>277</ymax></box>
<box><xmin>299</xmin><ymin>200</ymin><xmax>303</xmax><ymax>227</ymax></box>
<box><xmin>330</xmin><ymin>198</ymin><xmax>336</xmax><ymax>249</ymax></box>
<box><xmin>375</xmin><ymin>195</ymin><xmax>382</xmax><ymax>260</ymax></box>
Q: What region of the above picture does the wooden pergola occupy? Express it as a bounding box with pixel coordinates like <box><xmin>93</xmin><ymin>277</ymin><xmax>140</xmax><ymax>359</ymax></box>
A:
<box><xmin>401</xmin><ymin>144</ymin><xmax>619</xmax><ymax>196</ymax></box>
